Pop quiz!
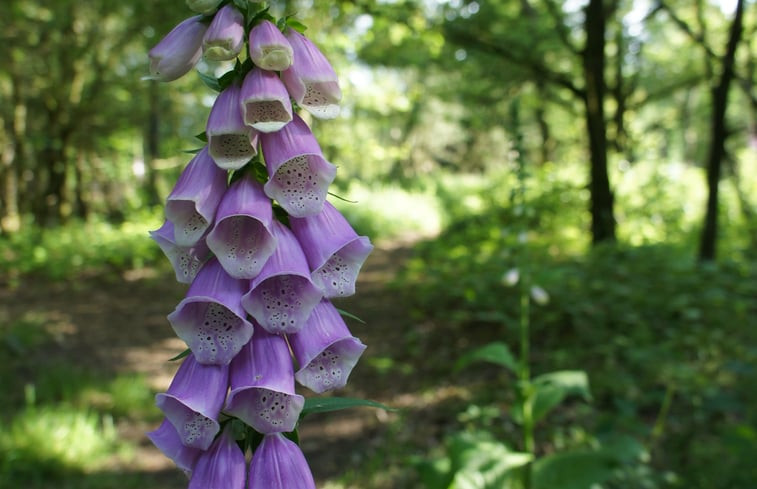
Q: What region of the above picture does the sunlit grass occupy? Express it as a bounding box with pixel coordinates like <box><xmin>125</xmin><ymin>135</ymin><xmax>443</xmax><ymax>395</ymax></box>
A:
<box><xmin>0</xmin><ymin>209</ymin><xmax>164</xmax><ymax>282</ymax></box>
<box><xmin>0</xmin><ymin>406</ymin><xmax>117</xmax><ymax>479</ymax></box>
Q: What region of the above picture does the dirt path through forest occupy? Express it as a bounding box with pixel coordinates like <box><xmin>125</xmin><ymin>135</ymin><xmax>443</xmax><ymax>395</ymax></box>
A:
<box><xmin>0</xmin><ymin>239</ymin><xmax>425</xmax><ymax>487</ymax></box>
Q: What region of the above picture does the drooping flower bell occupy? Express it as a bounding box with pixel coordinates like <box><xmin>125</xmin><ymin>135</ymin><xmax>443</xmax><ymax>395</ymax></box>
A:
<box><xmin>150</xmin><ymin>220</ymin><xmax>211</xmax><ymax>284</ymax></box>
<box><xmin>207</xmin><ymin>83</ymin><xmax>259</xmax><ymax>170</ymax></box>
<box><xmin>248</xmin><ymin>20</ymin><xmax>293</xmax><ymax>71</ymax></box>
<box><xmin>247</xmin><ymin>433</ymin><xmax>316</xmax><ymax>489</ymax></box>
<box><xmin>165</xmin><ymin>146</ymin><xmax>227</xmax><ymax>247</ymax></box>
<box><xmin>240</xmin><ymin>68</ymin><xmax>293</xmax><ymax>133</ymax></box>
<box><xmin>259</xmin><ymin>113</ymin><xmax>336</xmax><ymax>217</ymax></box>
<box><xmin>290</xmin><ymin>201</ymin><xmax>373</xmax><ymax>298</ymax></box>
<box><xmin>168</xmin><ymin>258</ymin><xmax>254</xmax><ymax>365</ymax></box>
<box><xmin>202</xmin><ymin>4</ymin><xmax>245</xmax><ymax>61</ymax></box>
<box><xmin>188</xmin><ymin>424</ymin><xmax>247</xmax><ymax>489</ymax></box>
<box><xmin>154</xmin><ymin>354</ymin><xmax>229</xmax><ymax>450</ymax></box>
<box><xmin>225</xmin><ymin>328</ymin><xmax>304</xmax><ymax>434</ymax></box>
<box><xmin>241</xmin><ymin>220</ymin><xmax>322</xmax><ymax>334</ymax></box>
<box><xmin>282</xmin><ymin>29</ymin><xmax>342</xmax><ymax>119</ymax></box>
<box><xmin>148</xmin><ymin>16</ymin><xmax>207</xmax><ymax>82</ymax></box>
<box><xmin>147</xmin><ymin>418</ymin><xmax>202</xmax><ymax>476</ymax></box>
<box><xmin>206</xmin><ymin>176</ymin><xmax>277</xmax><ymax>279</ymax></box>
<box><xmin>289</xmin><ymin>299</ymin><xmax>366</xmax><ymax>393</ymax></box>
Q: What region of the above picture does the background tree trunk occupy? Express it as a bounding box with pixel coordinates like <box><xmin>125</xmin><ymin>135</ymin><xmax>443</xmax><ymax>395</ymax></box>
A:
<box><xmin>698</xmin><ymin>0</ymin><xmax>744</xmax><ymax>261</ymax></box>
<box><xmin>583</xmin><ymin>0</ymin><xmax>616</xmax><ymax>244</ymax></box>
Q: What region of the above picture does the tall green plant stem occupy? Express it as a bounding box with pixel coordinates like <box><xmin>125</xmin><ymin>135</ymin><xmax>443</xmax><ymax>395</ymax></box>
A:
<box><xmin>511</xmin><ymin>97</ymin><xmax>534</xmax><ymax>489</ymax></box>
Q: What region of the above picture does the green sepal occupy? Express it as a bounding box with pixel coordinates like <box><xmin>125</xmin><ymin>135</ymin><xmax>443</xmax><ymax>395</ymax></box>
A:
<box><xmin>182</xmin><ymin>147</ymin><xmax>205</xmax><ymax>154</ymax></box>
<box><xmin>272</xmin><ymin>204</ymin><xmax>290</xmax><ymax>227</ymax></box>
<box><xmin>168</xmin><ymin>348</ymin><xmax>191</xmax><ymax>362</ymax></box>
<box><xmin>336</xmin><ymin>308</ymin><xmax>366</xmax><ymax>324</ymax></box>
<box><xmin>286</xmin><ymin>18</ymin><xmax>307</xmax><ymax>33</ymax></box>
<box><xmin>232</xmin><ymin>0</ymin><xmax>248</xmax><ymax>13</ymax></box>
<box><xmin>194</xmin><ymin>131</ymin><xmax>208</xmax><ymax>142</ymax></box>
<box><xmin>247</xmin><ymin>5</ymin><xmax>274</xmax><ymax>29</ymax></box>
<box><xmin>300</xmin><ymin>397</ymin><xmax>396</xmax><ymax>418</ymax></box>
<box><xmin>455</xmin><ymin>341</ymin><xmax>519</xmax><ymax>374</ymax></box>
<box><xmin>199</xmin><ymin>71</ymin><xmax>222</xmax><ymax>92</ymax></box>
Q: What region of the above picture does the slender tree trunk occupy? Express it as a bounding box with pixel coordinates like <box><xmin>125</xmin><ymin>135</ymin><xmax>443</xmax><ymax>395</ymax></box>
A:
<box><xmin>583</xmin><ymin>0</ymin><xmax>615</xmax><ymax>244</ymax></box>
<box><xmin>1</xmin><ymin>74</ymin><xmax>26</xmax><ymax>233</ymax></box>
<box><xmin>698</xmin><ymin>0</ymin><xmax>744</xmax><ymax>262</ymax></box>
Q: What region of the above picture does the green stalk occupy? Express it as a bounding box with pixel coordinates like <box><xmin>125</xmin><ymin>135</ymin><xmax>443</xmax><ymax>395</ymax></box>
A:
<box><xmin>511</xmin><ymin>97</ymin><xmax>534</xmax><ymax>489</ymax></box>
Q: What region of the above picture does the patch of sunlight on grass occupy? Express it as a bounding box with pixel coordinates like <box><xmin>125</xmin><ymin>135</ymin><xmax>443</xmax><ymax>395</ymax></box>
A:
<box><xmin>333</xmin><ymin>183</ymin><xmax>442</xmax><ymax>241</ymax></box>
<box><xmin>0</xmin><ymin>405</ymin><xmax>117</xmax><ymax>472</ymax></box>
<box><xmin>321</xmin><ymin>482</ymin><xmax>348</xmax><ymax>489</ymax></box>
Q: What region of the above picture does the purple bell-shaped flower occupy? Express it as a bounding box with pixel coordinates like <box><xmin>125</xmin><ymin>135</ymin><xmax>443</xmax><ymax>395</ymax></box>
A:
<box><xmin>260</xmin><ymin>114</ymin><xmax>336</xmax><ymax>218</ymax></box>
<box><xmin>165</xmin><ymin>147</ymin><xmax>228</xmax><ymax>247</ymax></box>
<box><xmin>188</xmin><ymin>424</ymin><xmax>247</xmax><ymax>489</ymax></box>
<box><xmin>154</xmin><ymin>354</ymin><xmax>228</xmax><ymax>450</ymax></box>
<box><xmin>247</xmin><ymin>433</ymin><xmax>316</xmax><ymax>489</ymax></box>
<box><xmin>290</xmin><ymin>201</ymin><xmax>373</xmax><ymax>298</ymax></box>
<box><xmin>168</xmin><ymin>258</ymin><xmax>254</xmax><ymax>365</ymax></box>
<box><xmin>289</xmin><ymin>299</ymin><xmax>366</xmax><ymax>393</ymax></box>
<box><xmin>225</xmin><ymin>328</ymin><xmax>304</xmax><ymax>434</ymax></box>
<box><xmin>241</xmin><ymin>220</ymin><xmax>322</xmax><ymax>334</ymax></box>
<box><xmin>206</xmin><ymin>176</ymin><xmax>277</xmax><ymax>279</ymax></box>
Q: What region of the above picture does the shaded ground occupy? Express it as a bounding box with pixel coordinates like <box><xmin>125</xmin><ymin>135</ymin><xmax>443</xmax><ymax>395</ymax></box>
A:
<box><xmin>0</xmin><ymin>239</ymin><xmax>446</xmax><ymax>488</ymax></box>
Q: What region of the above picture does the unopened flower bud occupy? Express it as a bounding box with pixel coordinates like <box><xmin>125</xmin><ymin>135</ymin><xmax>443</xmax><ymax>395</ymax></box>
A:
<box><xmin>202</xmin><ymin>5</ymin><xmax>245</xmax><ymax>61</ymax></box>
<box><xmin>148</xmin><ymin>16</ymin><xmax>207</xmax><ymax>82</ymax></box>
<box><xmin>249</xmin><ymin>20</ymin><xmax>294</xmax><ymax>71</ymax></box>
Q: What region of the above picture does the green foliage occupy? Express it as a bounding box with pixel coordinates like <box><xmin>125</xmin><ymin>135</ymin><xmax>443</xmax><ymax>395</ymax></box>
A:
<box><xmin>395</xmin><ymin>162</ymin><xmax>757</xmax><ymax>489</ymax></box>
<box><xmin>0</xmin><ymin>211</ymin><xmax>164</xmax><ymax>281</ymax></box>
<box><xmin>0</xmin><ymin>406</ymin><xmax>117</xmax><ymax>485</ymax></box>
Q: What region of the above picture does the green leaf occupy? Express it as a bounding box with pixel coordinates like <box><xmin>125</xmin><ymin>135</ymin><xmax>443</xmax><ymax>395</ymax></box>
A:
<box><xmin>194</xmin><ymin>131</ymin><xmax>207</xmax><ymax>142</ymax></box>
<box><xmin>168</xmin><ymin>348</ymin><xmax>191</xmax><ymax>362</ymax></box>
<box><xmin>447</xmin><ymin>431</ymin><xmax>532</xmax><ymax>489</ymax></box>
<box><xmin>455</xmin><ymin>342</ymin><xmax>519</xmax><ymax>374</ymax></box>
<box><xmin>530</xmin><ymin>370</ymin><xmax>591</xmax><ymax>423</ymax></box>
<box><xmin>232</xmin><ymin>0</ymin><xmax>248</xmax><ymax>12</ymax></box>
<box><xmin>198</xmin><ymin>71</ymin><xmax>222</xmax><ymax>92</ymax></box>
<box><xmin>533</xmin><ymin>450</ymin><xmax>617</xmax><ymax>489</ymax></box>
<box><xmin>336</xmin><ymin>308</ymin><xmax>366</xmax><ymax>324</ymax></box>
<box><xmin>286</xmin><ymin>18</ymin><xmax>307</xmax><ymax>33</ymax></box>
<box><xmin>301</xmin><ymin>397</ymin><xmax>396</xmax><ymax>417</ymax></box>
